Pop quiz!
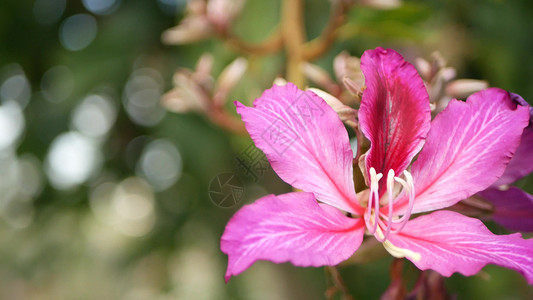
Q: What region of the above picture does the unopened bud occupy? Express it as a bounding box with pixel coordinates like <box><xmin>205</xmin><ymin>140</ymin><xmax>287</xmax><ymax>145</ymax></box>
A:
<box><xmin>440</xmin><ymin>67</ymin><xmax>456</xmax><ymax>82</ymax></box>
<box><xmin>358</xmin><ymin>0</ymin><xmax>402</xmax><ymax>9</ymax></box>
<box><xmin>445</xmin><ymin>79</ymin><xmax>488</xmax><ymax>99</ymax></box>
<box><xmin>213</xmin><ymin>57</ymin><xmax>248</xmax><ymax>106</ymax></box>
<box><xmin>161</xmin><ymin>17</ymin><xmax>212</xmax><ymax>45</ymax></box>
<box><xmin>431</xmin><ymin>52</ymin><xmax>446</xmax><ymax>71</ymax></box>
<box><xmin>334</xmin><ymin>52</ymin><xmax>365</xmax><ymax>90</ymax></box>
<box><xmin>164</xmin><ymin>72</ymin><xmax>209</xmax><ymax>113</ymax></box>
<box><xmin>273</xmin><ymin>77</ymin><xmax>288</xmax><ymax>86</ymax></box>
<box><xmin>302</xmin><ymin>62</ymin><xmax>334</xmax><ymax>89</ymax></box>
<box><xmin>343</xmin><ymin>77</ymin><xmax>363</xmax><ymax>98</ymax></box>
<box><xmin>308</xmin><ymin>88</ymin><xmax>357</xmax><ymax>126</ymax></box>
<box><xmin>308</xmin><ymin>87</ymin><xmax>343</xmax><ymax>109</ymax></box>
<box><xmin>207</xmin><ymin>0</ymin><xmax>245</xmax><ymax>31</ymax></box>
<box><xmin>414</xmin><ymin>57</ymin><xmax>431</xmax><ymax>80</ymax></box>
<box><xmin>195</xmin><ymin>53</ymin><xmax>215</xmax><ymax>78</ymax></box>
<box><xmin>162</xmin><ymin>87</ymin><xmax>208</xmax><ymax>113</ymax></box>
<box><xmin>188</xmin><ymin>0</ymin><xmax>207</xmax><ymax>15</ymax></box>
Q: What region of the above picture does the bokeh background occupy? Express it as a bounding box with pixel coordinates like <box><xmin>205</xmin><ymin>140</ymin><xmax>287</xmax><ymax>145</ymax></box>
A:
<box><xmin>0</xmin><ymin>0</ymin><xmax>532</xmax><ymax>299</ymax></box>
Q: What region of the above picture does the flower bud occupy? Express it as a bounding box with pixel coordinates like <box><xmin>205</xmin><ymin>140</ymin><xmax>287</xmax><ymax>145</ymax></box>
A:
<box><xmin>206</xmin><ymin>0</ymin><xmax>245</xmax><ymax>32</ymax></box>
<box><xmin>358</xmin><ymin>0</ymin><xmax>402</xmax><ymax>9</ymax></box>
<box><xmin>334</xmin><ymin>52</ymin><xmax>365</xmax><ymax>90</ymax></box>
<box><xmin>273</xmin><ymin>77</ymin><xmax>288</xmax><ymax>86</ymax></box>
<box><xmin>163</xmin><ymin>71</ymin><xmax>209</xmax><ymax>113</ymax></box>
<box><xmin>213</xmin><ymin>57</ymin><xmax>248</xmax><ymax>106</ymax></box>
<box><xmin>445</xmin><ymin>79</ymin><xmax>488</xmax><ymax>100</ymax></box>
<box><xmin>308</xmin><ymin>88</ymin><xmax>357</xmax><ymax>127</ymax></box>
<box><xmin>161</xmin><ymin>17</ymin><xmax>212</xmax><ymax>45</ymax></box>
<box><xmin>414</xmin><ymin>57</ymin><xmax>431</xmax><ymax>81</ymax></box>
<box><xmin>302</xmin><ymin>62</ymin><xmax>334</xmax><ymax>89</ymax></box>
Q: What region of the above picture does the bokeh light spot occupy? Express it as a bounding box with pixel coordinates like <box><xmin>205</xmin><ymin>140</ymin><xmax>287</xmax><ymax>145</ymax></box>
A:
<box><xmin>0</xmin><ymin>64</ymin><xmax>31</xmax><ymax>108</ymax></box>
<box><xmin>0</xmin><ymin>101</ymin><xmax>25</xmax><ymax>151</ymax></box>
<box><xmin>41</xmin><ymin>65</ymin><xmax>74</xmax><ymax>103</ymax></box>
<box><xmin>90</xmin><ymin>177</ymin><xmax>156</xmax><ymax>237</ymax></box>
<box><xmin>137</xmin><ymin>139</ymin><xmax>182</xmax><ymax>191</ymax></box>
<box><xmin>45</xmin><ymin>132</ymin><xmax>102</xmax><ymax>190</ymax></box>
<box><xmin>123</xmin><ymin>68</ymin><xmax>165</xmax><ymax>126</ymax></box>
<box><xmin>59</xmin><ymin>14</ymin><xmax>98</xmax><ymax>51</ymax></box>
<box><xmin>72</xmin><ymin>94</ymin><xmax>117</xmax><ymax>138</ymax></box>
<box><xmin>82</xmin><ymin>0</ymin><xmax>121</xmax><ymax>16</ymax></box>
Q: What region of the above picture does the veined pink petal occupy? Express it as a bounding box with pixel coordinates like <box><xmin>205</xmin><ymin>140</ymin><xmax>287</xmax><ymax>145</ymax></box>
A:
<box><xmin>220</xmin><ymin>192</ymin><xmax>365</xmax><ymax>282</ymax></box>
<box><xmin>359</xmin><ymin>47</ymin><xmax>431</xmax><ymax>178</ymax></box>
<box><xmin>399</xmin><ymin>88</ymin><xmax>530</xmax><ymax>214</ymax></box>
<box><xmin>385</xmin><ymin>210</ymin><xmax>533</xmax><ymax>284</ymax></box>
<box><xmin>236</xmin><ymin>83</ymin><xmax>361</xmax><ymax>214</ymax></box>
<box><xmin>493</xmin><ymin>125</ymin><xmax>533</xmax><ymax>186</ymax></box>
<box><xmin>478</xmin><ymin>187</ymin><xmax>533</xmax><ymax>232</ymax></box>
<box><xmin>493</xmin><ymin>92</ymin><xmax>533</xmax><ymax>186</ymax></box>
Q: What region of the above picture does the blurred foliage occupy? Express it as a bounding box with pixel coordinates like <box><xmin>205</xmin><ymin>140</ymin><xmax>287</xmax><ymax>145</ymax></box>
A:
<box><xmin>0</xmin><ymin>0</ymin><xmax>531</xmax><ymax>299</ymax></box>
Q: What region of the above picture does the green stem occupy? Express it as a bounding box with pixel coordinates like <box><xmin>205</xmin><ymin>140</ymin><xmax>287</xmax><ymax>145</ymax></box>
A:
<box><xmin>281</xmin><ymin>0</ymin><xmax>306</xmax><ymax>87</ymax></box>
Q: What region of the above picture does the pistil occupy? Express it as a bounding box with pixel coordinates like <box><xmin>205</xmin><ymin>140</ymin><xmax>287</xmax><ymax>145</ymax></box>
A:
<box><xmin>364</xmin><ymin>167</ymin><xmax>416</xmax><ymax>242</ymax></box>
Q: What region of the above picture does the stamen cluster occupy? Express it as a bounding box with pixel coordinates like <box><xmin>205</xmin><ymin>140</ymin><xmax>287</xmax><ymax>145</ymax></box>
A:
<box><xmin>364</xmin><ymin>167</ymin><xmax>415</xmax><ymax>242</ymax></box>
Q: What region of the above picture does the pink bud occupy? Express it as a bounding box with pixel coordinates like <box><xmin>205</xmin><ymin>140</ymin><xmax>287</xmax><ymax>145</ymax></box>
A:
<box><xmin>163</xmin><ymin>72</ymin><xmax>209</xmax><ymax>113</ymax></box>
<box><xmin>213</xmin><ymin>57</ymin><xmax>248</xmax><ymax>106</ymax></box>
<box><xmin>161</xmin><ymin>17</ymin><xmax>212</xmax><ymax>45</ymax></box>
<box><xmin>414</xmin><ymin>57</ymin><xmax>431</xmax><ymax>80</ymax></box>
<box><xmin>308</xmin><ymin>88</ymin><xmax>357</xmax><ymax>127</ymax></box>
<box><xmin>358</xmin><ymin>0</ymin><xmax>402</xmax><ymax>9</ymax></box>
<box><xmin>446</xmin><ymin>79</ymin><xmax>488</xmax><ymax>99</ymax></box>
<box><xmin>302</xmin><ymin>62</ymin><xmax>334</xmax><ymax>89</ymax></box>
<box><xmin>333</xmin><ymin>52</ymin><xmax>365</xmax><ymax>90</ymax></box>
<box><xmin>206</xmin><ymin>0</ymin><xmax>245</xmax><ymax>31</ymax></box>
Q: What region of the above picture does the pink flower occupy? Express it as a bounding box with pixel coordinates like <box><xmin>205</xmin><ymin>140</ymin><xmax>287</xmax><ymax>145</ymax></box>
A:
<box><xmin>477</xmin><ymin>94</ymin><xmax>533</xmax><ymax>232</ymax></box>
<box><xmin>221</xmin><ymin>47</ymin><xmax>533</xmax><ymax>284</ymax></box>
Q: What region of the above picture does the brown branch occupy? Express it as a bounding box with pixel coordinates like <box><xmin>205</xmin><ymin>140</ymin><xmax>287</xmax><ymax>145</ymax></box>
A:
<box><xmin>208</xmin><ymin>106</ymin><xmax>247</xmax><ymax>135</ymax></box>
<box><xmin>302</xmin><ymin>1</ymin><xmax>352</xmax><ymax>61</ymax></box>
<box><xmin>325</xmin><ymin>266</ymin><xmax>354</xmax><ymax>300</ymax></box>
<box><xmin>282</xmin><ymin>0</ymin><xmax>306</xmax><ymax>87</ymax></box>
<box><xmin>216</xmin><ymin>29</ymin><xmax>284</xmax><ymax>56</ymax></box>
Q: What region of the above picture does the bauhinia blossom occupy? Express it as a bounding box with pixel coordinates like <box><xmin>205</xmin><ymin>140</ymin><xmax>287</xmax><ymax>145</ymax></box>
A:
<box><xmin>477</xmin><ymin>94</ymin><xmax>533</xmax><ymax>232</ymax></box>
<box><xmin>220</xmin><ymin>47</ymin><xmax>533</xmax><ymax>284</ymax></box>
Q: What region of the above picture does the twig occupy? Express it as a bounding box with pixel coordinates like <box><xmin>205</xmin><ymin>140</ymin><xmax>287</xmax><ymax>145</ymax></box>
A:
<box><xmin>216</xmin><ymin>29</ymin><xmax>284</xmax><ymax>55</ymax></box>
<box><xmin>303</xmin><ymin>0</ymin><xmax>352</xmax><ymax>61</ymax></box>
<box><xmin>325</xmin><ymin>266</ymin><xmax>354</xmax><ymax>300</ymax></box>
<box><xmin>282</xmin><ymin>0</ymin><xmax>306</xmax><ymax>87</ymax></box>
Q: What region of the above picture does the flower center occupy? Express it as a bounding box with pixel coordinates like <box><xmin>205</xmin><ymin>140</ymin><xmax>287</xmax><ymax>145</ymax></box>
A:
<box><xmin>364</xmin><ymin>167</ymin><xmax>415</xmax><ymax>242</ymax></box>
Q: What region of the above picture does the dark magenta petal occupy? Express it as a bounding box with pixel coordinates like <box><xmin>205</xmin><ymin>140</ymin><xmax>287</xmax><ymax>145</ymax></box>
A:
<box><xmin>494</xmin><ymin>126</ymin><xmax>533</xmax><ymax>185</ymax></box>
<box><xmin>479</xmin><ymin>187</ymin><xmax>533</xmax><ymax>232</ymax></box>
<box><xmin>396</xmin><ymin>88</ymin><xmax>530</xmax><ymax>215</ymax></box>
<box><xmin>236</xmin><ymin>83</ymin><xmax>361</xmax><ymax>214</ymax></box>
<box><xmin>221</xmin><ymin>192</ymin><xmax>365</xmax><ymax>282</ymax></box>
<box><xmin>510</xmin><ymin>92</ymin><xmax>533</xmax><ymax>124</ymax></box>
<box><xmin>359</xmin><ymin>47</ymin><xmax>431</xmax><ymax>177</ymax></box>
<box><xmin>386</xmin><ymin>210</ymin><xmax>533</xmax><ymax>284</ymax></box>
<box><xmin>493</xmin><ymin>93</ymin><xmax>533</xmax><ymax>185</ymax></box>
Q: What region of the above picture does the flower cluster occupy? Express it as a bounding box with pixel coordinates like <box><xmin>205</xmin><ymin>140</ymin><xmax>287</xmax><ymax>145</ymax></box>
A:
<box><xmin>221</xmin><ymin>47</ymin><xmax>533</xmax><ymax>286</ymax></box>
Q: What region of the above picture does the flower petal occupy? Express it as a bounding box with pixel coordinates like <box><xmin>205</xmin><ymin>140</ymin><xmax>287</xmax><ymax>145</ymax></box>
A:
<box><xmin>478</xmin><ymin>187</ymin><xmax>533</xmax><ymax>232</ymax></box>
<box><xmin>402</xmin><ymin>88</ymin><xmax>530</xmax><ymax>214</ymax></box>
<box><xmin>236</xmin><ymin>83</ymin><xmax>361</xmax><ymax>214</ymax></box>
<box><xmin>385</xmin><ymin>210</ymin><xmax>533</xmax><ymax>284</ymax></box>
<box><xmin>493</xmin><ymin>125</ymin><xmax>533</xmax><ymax>186</ymax></box>
<box><xmin>359</xmin><ymin>47</ymin><xmax>431</xmax><ymax>177</ymax></box>
<box><xmin>220</xmin><ymin>192</ymin><xmax>365</xmax><ymax>281</ymax></box>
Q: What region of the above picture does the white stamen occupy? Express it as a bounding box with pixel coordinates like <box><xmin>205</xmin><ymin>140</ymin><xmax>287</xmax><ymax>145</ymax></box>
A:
<box><xmin>382</xmin><ymin>169</ymin><xmax>395</xmax><ymax>241</ymax></box>
<box><xmin>391</xmin><ymin>170</ymin><xmax>415</xmax><ymax>233</ymax></box>
<box><xmin>365</xmin><ymin>168</ymin><xmax>416</xmax><ymax>241</ymax></box>
<box><xmin>365</xmin><ymin>167</ymin><xmax>382</xmax><ymax>234</ymax></box>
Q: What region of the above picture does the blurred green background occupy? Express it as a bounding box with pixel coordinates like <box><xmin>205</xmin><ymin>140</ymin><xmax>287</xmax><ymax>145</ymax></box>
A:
<box><xmin>0</xmin><ymin>0</ymin><xmax>532</xmax><ymax>299</ymax></box>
